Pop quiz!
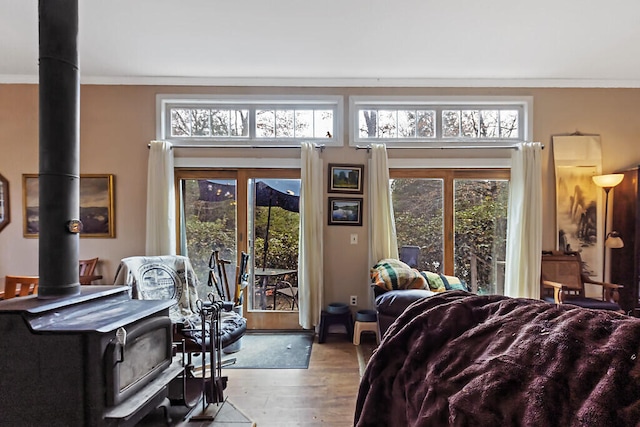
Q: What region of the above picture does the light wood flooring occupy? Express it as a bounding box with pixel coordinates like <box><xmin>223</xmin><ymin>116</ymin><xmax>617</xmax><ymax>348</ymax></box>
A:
<box><xmin>224</xmin><ymin>333</ymin><xmax>374</xmax><ymax>427</ymax></box>
<box><xmin>138</xmin><ymin>332</ymin><xmax>376</xmax><ymax>426</ymax></box>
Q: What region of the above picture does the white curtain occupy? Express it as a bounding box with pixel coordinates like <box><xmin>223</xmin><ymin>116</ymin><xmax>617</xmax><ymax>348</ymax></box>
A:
<box><xmin>145</xmin><ymin>140</ymin><xmax>176</xmax><ymax>256</ymax></box>
<box><xmin>504</xmin><ymin>142</ymin><xmax>543</xmax><ymax>298</ymax></box>
<box><xmin>298</xmin><ymin>142</ymin><xmax>324</xmax><ymax>329</ymax></box>
<box><xmin>369</xmin><ymin>143</ymin><xmax>399</xmax><ymax>265</ymax></box>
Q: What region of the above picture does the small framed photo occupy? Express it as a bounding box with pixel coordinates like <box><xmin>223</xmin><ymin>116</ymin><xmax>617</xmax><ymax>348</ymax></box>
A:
<box><xmin>328</xmin><ymin>163</ymin><xmax>364</xmax><ymax>194</ymax></box>
<box><xmin>23</xmin><ymin>174</ymin><xmax>115</xmax><ymax>238</ymax></box>
<box><xmin>328</xmin><ymin>197</ymin><xmax>363</xmax><ymax>226</ymax></box>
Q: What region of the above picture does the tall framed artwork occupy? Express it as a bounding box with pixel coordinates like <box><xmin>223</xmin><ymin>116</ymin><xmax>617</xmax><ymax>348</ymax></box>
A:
<box><xmin>23</xmin><ymin>174</ymin><xmax>115</xmax><ymax>238</ymax></box>
<box><xmin>552</xmin><ymin>135</ymin><xmax>602</xmax><ymax>280</ymax></box>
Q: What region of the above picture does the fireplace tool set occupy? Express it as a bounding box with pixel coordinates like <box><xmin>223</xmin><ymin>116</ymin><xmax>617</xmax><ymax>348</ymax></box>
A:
<box><xmin>184</xmin><ymin>292</ymin><xmax>229</xmax><ymax>421</ymax></box>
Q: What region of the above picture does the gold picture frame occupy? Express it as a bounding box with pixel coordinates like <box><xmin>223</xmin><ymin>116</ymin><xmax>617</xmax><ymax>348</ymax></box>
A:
<box><xmin>23</xmin><ymin>174</ymin><xmax>115</xmax><ymax>238</ymax></box>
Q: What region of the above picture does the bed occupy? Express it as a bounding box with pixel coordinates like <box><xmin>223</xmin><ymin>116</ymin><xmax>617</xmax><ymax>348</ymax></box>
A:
<box><xmin>354</xmin><ymin>290</ymin><xmax>640</xmax><ymax>426</ymax></box>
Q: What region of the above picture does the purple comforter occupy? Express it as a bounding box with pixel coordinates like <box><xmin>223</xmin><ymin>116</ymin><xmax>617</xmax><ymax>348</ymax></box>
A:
<box><xmin>355</xmin><ymin>291</ymin><xmax>640</xmax><ymax>426</ymax></box>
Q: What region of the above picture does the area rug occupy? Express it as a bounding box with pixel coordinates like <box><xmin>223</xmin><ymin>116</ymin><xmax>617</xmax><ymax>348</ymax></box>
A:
<box><xmin>224</xmin><ymin>331</ymin><xmax>314</xmax><ymax>369</ymax></box>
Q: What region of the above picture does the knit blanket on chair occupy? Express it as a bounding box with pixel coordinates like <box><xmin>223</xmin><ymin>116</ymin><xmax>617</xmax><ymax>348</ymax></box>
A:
<box><xmin>113</xmin><ymin>255</ymin><xmax>246</xmax><ymax>345</ymax></box>
<box><xmin>355</xmin><ymin>291</ymin><xmax>640</xmax><ymax>427</ymax></box>
<box><xmin>114</xmin><ymin>255</ymin><xmax>202</xmax><ymax>325</ymax></box>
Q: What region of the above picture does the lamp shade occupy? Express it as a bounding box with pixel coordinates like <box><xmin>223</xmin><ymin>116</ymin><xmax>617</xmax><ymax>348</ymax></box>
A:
<box><xmin>592</xmin><ymin>174</ymin><xmax>624</xmax><ymax>189</ymax></box>
<box><xmin>605</xmin><ymin>231</ymin><xmax>624</xmax><ymax>249</ymax></box>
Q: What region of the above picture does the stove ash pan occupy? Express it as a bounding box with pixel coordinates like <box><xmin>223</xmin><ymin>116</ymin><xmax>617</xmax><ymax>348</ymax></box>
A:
<box><xmin>0</xmin><ymin>286</ymin><xmax>178</xmax><ymax>427</ymax></box>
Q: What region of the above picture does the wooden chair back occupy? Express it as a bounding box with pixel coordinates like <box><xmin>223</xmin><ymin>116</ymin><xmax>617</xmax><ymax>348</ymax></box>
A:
<box><xmin>79</xmin><ymin>257</ymin><xmax>99</xmax><ymax>276</ymax></box>
<box><xmin>3</xmin><ymin>275</ymin><xmax>39</xmax><ymax>299</ymax></box>
<box><xmin>540</xmin><ymin>251</ymin><xmax>623</xmax><ymax>313</ymax></box>
<box><xmin>540</xmin><ymin>251</ymin><xmax>585</xmax><ymax>296</ymax></box>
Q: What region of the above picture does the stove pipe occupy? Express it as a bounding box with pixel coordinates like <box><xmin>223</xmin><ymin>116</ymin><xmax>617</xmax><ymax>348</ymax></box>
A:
<box><xmin>38</xmin><ymin>0</ymin><xmax>81</xmax><ymax>298</ymax></box>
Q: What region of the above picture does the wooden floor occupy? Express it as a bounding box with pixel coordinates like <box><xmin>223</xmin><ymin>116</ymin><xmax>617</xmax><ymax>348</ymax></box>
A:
<box><xmin>138</xmin><ymin>332</ymin><xmax>375</xmax><ymax>426</ymax></box>
<box><xmin>224</xmin><ymin>333</ymin><xmax>371</xmax><ymax>427</ymax></box>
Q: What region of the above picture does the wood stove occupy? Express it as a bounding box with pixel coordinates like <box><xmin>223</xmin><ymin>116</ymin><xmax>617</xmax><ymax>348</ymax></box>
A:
<box><xmin>0</xmin><ymin>285</ymin><xmax>183</xmax><ymax>426</ymax></box>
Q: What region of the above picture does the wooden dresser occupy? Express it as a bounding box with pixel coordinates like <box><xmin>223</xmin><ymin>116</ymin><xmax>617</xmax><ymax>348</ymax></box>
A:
<box><xmin>610</xmin><ymin>165</ymin><xmax>640</xmax><ymax>315</ymax></box>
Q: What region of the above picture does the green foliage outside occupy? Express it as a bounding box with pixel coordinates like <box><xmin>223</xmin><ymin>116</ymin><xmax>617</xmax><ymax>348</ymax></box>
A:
<box><xmin>183</xmin><ymin>176</ymin><xmax>506</xmax><ymax>299</ymax></box>
<box><xmin>253</xmin><ymin>206</ymin><xmax>300</xmax><ymax>271</ymax></box>
<box><xmin>182</xmin><ymin>179</ymin><xmax>299</xmax><ymax>300</ymax></box>
<box><xmin>392</xmin><ymin>178</ymin><xmax>508</xmax><ymax>295</ymax></box>
<box><xmin>454</xmin><ymin>180</ymin><xmax>508</xmax><ymax>294</ymax></box>
<box><xmin>392</xmin><ymin>179</ymin><xmax>444</xmax><ymax>273</ymax></box>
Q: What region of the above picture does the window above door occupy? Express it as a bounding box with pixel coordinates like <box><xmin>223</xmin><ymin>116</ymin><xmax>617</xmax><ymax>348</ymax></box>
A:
<box><xmin>349</xmin><ymin>95</ymin><xmax>532</xmax><ymax>147</ymax></box>
<box><xmin>157</xmin><ymin>94</ymin><xmax>344</xmax><ymax>147</ymax></box>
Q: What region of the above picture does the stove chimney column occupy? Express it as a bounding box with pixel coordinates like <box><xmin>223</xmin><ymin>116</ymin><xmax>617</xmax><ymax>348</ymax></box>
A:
<box><xmin>38</xmin><ymin>0</ymin><xmax>81</xmax><ymax>298</ymax></box>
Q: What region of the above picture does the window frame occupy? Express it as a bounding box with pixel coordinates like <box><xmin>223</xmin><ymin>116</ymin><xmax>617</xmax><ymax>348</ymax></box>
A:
<box><xmin>157</xmin><ymin>94</ymin><xmax>344</xmax><ymax>147</ymax></box>
<box><xmin>389</xmin><ymin>168</ymin><xmax>510</xmax><ymax>277</ymax></box>
<box><xmin>349</xmin><ymin>95</ymin><xmax>532</xmax><ymax>147</ymax></box>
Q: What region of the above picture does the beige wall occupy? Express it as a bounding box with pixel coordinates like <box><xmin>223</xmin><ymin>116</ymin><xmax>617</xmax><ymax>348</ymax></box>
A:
<box><xmin>1</xmin><ymin>84</ymin><xmax>639</xmax><ymax>310</ymax></box>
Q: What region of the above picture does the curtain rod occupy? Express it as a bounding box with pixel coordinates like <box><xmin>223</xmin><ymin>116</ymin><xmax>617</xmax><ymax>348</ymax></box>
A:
<box><xmin>354</xmin><ymin>143</ymin><xmax>544</xmax><ymax>152</ymax></box>
<box><xmin>148</xmin><ymin>143</ymin><xmax>325</xmax><ymax>151</ymax></box>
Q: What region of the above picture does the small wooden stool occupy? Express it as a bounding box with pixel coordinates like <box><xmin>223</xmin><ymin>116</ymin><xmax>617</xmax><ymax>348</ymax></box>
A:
<box><xmin>318</xmin><ymin>307</ymin><xmax>353</xmax><ymax>343</ymax></box>
<box><xmin>353</xmin><ymin>309</ymin><xmax>379</xmax><ymax>345</ymax></box>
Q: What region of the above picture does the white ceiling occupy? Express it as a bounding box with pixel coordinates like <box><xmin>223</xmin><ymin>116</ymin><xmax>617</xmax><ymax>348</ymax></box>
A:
<box><xmin>2</xmin><ymin>0</ymin><xmax>640</xmax><ymax>87</ymax></box>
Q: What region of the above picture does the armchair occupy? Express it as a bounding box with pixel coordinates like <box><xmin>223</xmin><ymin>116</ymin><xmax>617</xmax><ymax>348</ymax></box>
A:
<box><xmin>113</xmin><ymin>255</ymin><xmax>246</xmax><ymax>350</ymax></box>
<box><xmin>113</xmin><ymin>255</ymin><xmax>247</xmax><ymax>407</ymax></box>
<box><xmin>540</xmin><ymin>251</ymin><xmax>623</xmax><ymax>312</ymax></box>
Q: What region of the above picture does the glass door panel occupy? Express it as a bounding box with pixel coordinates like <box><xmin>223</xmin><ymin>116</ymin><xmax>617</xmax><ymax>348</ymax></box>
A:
<box><xmin>453</xmin><ymin>179</ymin><xmax>509</xmax><ymax>295</ymax></box>
<box><xmin>391</xmin><ymin>178</ymin><xmax>444</xmax><ymax>272</ymax></box>
<box><xmin>180</xmin><ymin>176</ymin><xmax>238</xmax><ymax>301</ymax></box>
<box><xmin>178</xmin><ymin>169</ymin><xmax>302</xmax><ymax>330</ymax></box>
<box><xmin>248</xmin><ymin>177</ymin><xmax>301</xmax><ymax>312</ymax></box>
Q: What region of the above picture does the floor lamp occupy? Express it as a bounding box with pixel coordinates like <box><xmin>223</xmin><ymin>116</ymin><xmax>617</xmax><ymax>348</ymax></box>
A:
<box><xmin>592</xmin><ymin>173</ymin><xmax>624</xmax><ymax>281</ymax></box>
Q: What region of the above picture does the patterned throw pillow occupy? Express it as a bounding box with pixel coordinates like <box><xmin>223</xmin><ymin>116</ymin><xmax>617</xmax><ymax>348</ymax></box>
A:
<box><xmin>439</xmin><ymin>274</ymin><xmax>469</xmax><ymax>291</ymax></box>
<box><xmin>371</xmin><ymin>259</ymin><xmax>427</xmax><ymax>291</ymax></box>
<box><xmin>420</xmin><ymin>271</ymin><xmax>447</xmax><ymax>292</ymax></box>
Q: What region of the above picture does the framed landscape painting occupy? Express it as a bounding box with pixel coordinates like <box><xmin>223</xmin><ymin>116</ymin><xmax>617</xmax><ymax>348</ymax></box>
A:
<box><xmin>328</xmin><ymin>163</ymin><xmax>364</xmax><ymax>194</ymax></box>
<box><xmin>23</xmin><ymin>174</ymin><xmax>115</xmax><ymax>238</ymax></box>
<box><xmin>328</xmin><ymin>197</ymin><xmax>363</xmax><ymax>226</ymax></box>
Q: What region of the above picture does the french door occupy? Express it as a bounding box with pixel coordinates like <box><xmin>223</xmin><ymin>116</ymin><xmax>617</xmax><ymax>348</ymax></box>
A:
<box><xmin>390</xmin><ymin>169</ymin><xmax>510</xmax><ymax>295</ymax></box>
<box><xmin>176</xmin><ymin>168</ymin><xmax>301</xmax><ymax>330</ymax></box>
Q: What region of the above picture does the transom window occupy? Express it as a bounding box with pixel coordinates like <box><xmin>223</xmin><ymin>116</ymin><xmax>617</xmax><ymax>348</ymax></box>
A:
<box><xmin>158</xmin><ymin>95</ymin><xmax>343</xmax><ymax>147</ymax></box>
<box><xmin>350</xmin><ymin>96</ymin><xmax>530</xmax><ymax>146</ymax></box>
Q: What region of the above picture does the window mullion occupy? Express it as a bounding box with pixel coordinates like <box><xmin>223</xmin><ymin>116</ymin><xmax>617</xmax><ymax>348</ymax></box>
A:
<box><xmin>443</xmin><ymin>173</ymin><xmax>455</xmax><ymax>276</ymax></box>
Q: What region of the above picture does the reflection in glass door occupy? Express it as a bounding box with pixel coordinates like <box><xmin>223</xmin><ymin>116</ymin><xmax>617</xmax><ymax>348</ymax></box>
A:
<box><xmin>179</xmin><ymin>175</ymin><xmax>238</xmax><ymax>301</ymax></box>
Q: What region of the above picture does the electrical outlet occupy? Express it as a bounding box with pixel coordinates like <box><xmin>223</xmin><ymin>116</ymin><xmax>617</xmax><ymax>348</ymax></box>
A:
<box><xmin>350</xmin><ymin>295</ymin><xmax>357</xmax><ymax>306</ymax></box>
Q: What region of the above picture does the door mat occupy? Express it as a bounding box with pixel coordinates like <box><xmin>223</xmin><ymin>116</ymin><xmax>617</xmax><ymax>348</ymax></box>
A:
<box><xmin>224</xmin><ymin>331</ymin><xmax>314</xmax><ymax>369</ymax></box>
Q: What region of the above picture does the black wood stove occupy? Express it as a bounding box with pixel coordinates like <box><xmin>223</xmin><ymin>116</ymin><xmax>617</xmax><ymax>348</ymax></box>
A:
<box><xmin>0</xmin><ymin>286</ymin><xmax>182</xmax><ymax>426</ymax></box>
<box><xmin>0</xmin><ymin>3</ymin><xmax>186</xmax><ymax>424</ymax></box>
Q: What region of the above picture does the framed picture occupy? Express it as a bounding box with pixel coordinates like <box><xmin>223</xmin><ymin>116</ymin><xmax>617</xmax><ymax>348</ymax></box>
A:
<box><xmin>328</xmin><ymin>163</ymin><xmax>364</xmax><ymax>194</ymax></box>
<box><xmin>0</xmin><ymin>173</ymin><xmax>9</xmax><ymax>233</ymax></box>
<box><xmin>23</xmin><ymin>174</ymin><xmax>115</xmax><ymax>238</ymax></box>
<box><xmin>328</xmin><ymin>197</ymin><xmax>363</xmax><ymax>226</ymax></box>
